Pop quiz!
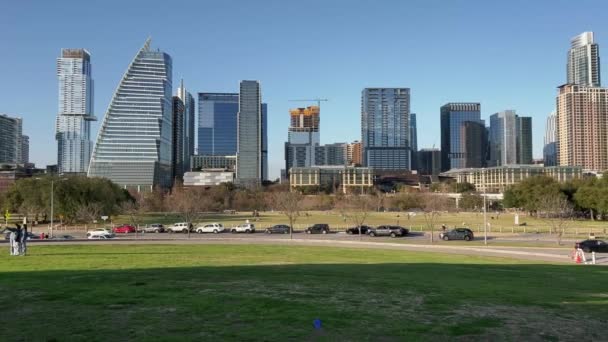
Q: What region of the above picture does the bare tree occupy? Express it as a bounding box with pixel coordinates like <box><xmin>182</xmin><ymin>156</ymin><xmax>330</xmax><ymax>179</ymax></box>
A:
<box><xmin>420</xmin><ymin>192</ymin><xmax>451</xmax><ymax>243</ymax></box>
<box><xmin>537</xmin><ymin>195</ymin><xmax>573</xmax><ymax>245</ymax></box>
<box><xmin>120</xmin><ymin>201</ymin><xmax>144</xmax><ymax>237</ymax></box>
<box><xmin>272</xmin><ymin>191</ymin><xmax>303</xmax><ymax>240</ymax></box>
<box><xmin>336</xmin><ymin>195</ymin><xmax>372</xmax><ymax>240</ymax></box>
<box><xmin>75</xmin><ymin>203</ymin><xmax>102</xmax><ymax>229</ymax></box>
<box><xmin>168</xmin><ymin>186</ymin><xmax>212</xmax><ymax>238</ymax></box>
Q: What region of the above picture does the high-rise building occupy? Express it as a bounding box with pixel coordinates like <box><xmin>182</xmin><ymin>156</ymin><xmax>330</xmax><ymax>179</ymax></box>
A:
<box><xmin>440</xmin><ymin>103</ymin><xmax>483</xmax><ymax>171</ymax></box>
<box><xmin>172</xmin><ymin>96</ymin><xmax>185</xmax><ymax>181</ymax></box>
<box><xmin>346</xmin><ymin>141</ymin><xmax>362</xmax><ymax>166</ymax></box>
<box><xmin>0</xmin><ymin>114</ymin><xmax>23</xmax><ymax>164</ymax></box>
<box><xmin>410</xmin><ymin>113</ymin><xmax>418</xmax><ymax>170</ymax></box>
<box><xmin>177</xmin><ymin>80</ymin><xmax>195</xmax><ymax>173</ymax></box>
<box><xmin>88</xmin><ymin>39</ymin><xmax>173</xmax><ymax>191</ymax></box>
<box><xmin>543</xmin><ymin>111</ymin><xmax>558</xmax><ymax>166</ymax></box>
<box><xmin>489</xmin><ymin>110</ymin><xmax>533</xmax><ymax>166</ymax></box>
<box><xmin>236</xmin><ymin>80</ymin><xmax>262</xmax><ymax>185</ymax></box>
<box><xmin>361</xmin><ymin>88</ymin><xmax>410</xmax><ymax>170</ymax></box>
<box><xmin>285</xmin><ymin>106</ymin><xmax>320</xmax><ymax>171</ymax></box>
<box><xmin>517</xmin><ymin>116</ymin><xmax>533</xmax><ymax>165</ymax></box>
<box><xmin>314</xmin><ymin>143</ymin><xmax>347</xmax><ymax>166</ymax></box>
<box><xmin>56</xmin><ymin>48</ymin><xmax>96</xmax><ymax>174</ymax></box>
<box><xmin>417</xmin><ymin>148</ymin><xmax>441</xmax><ymax>176</ymax></box>
<box><xmin>462</xmin><ymin>121</ymin><xmax>488</xmax><ymax>168</ymax></box>
<box><xmin>567</xmin><ymin>32</ymin><xmax>601</xmax><ymax>87</ymax></box>
<box><xmin>197</xmin><ymin>93</ymin><xmax>239</xmax><ymax>155</ymax></box>
<box><xmin>20</xmin><ymin>135</ymin><xmax>29</xmax><ymax>164</ymax></box>
<box><xmin>262</xmin><ymin>103</ymin><xmax>268</xmax><ymax>181</ymax></box>
<box><xmin>556</xmin><ymin>84</ymin><xmax>608</xmax><ymax>171</ymax></box>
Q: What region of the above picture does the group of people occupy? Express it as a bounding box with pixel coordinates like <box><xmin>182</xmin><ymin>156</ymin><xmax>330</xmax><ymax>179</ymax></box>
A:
<box><xmin>7</xmin><ymin>224</ymin><xmax>27</xmax><ymax>256</ymax></box>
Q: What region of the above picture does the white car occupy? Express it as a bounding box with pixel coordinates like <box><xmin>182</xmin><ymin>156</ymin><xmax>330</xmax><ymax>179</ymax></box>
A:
<box><xmin>231</xmin><ymin>223</ymin><xmax>255</xmax><ymax>234</ymax></box>
<box><xmin>195</xmin><ymin>223</ymin><xmax>224</xmax><ymax>234</ymax></box>
<box><xmin>86</xmin><ymin>228</ymin><xmax>114</xmax><ymax>238</ymax></box>
<box><xmin>87</xmin><ymin>233</ymin><xmax>114</xmax><ymax>240</ymax></box>
<box><xmin>167</xmin><ymin>222</ymin><xmax>192</xmax><ymax>233</ymax></box>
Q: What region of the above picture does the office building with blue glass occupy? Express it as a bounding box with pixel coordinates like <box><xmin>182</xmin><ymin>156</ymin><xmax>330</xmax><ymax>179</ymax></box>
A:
<box><xmin>440</xmin><ymin>103</ymin><xmax>485</xmax><ymax>171</ymax></box>
<box><xmin>197</xmin><ymin>93</ymin><xmax>239</xmax><ymax>156</ymax></box>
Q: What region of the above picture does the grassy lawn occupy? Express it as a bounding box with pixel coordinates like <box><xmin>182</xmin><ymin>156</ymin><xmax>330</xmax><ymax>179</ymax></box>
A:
<box><xmin>0</xmin><ymin>244</ymin><xmax>606</xmax><ymax>341</ymax></box>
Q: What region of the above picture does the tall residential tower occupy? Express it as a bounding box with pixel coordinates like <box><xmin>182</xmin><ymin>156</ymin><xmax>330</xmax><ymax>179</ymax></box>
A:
<box><xmin>567</xmin><ymin>32</ymin><xmax>601</xmax><ymax>87</ymax></box>
<box><xmin>236</xmin><ymin>80</ymin><xmax>262</xmax><ymax>185</ymax></box>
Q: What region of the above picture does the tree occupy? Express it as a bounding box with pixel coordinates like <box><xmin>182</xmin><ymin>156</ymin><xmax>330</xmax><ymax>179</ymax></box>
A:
<box><xmin>272</xmin><ymin>191</ymin><xmax>303</xmax><ymax>239</ymax></box>
<box><xmin>420</xmin><ymin>192</ymin><xmax>451</xmax><ymax>243</ymax></box>
<box><xmin>75</xmin><ymin>203</ymin><xmax>102</xmax><ymax>228</ymax></box>
<box><xmin>120</xmin><ymin>201</ymin><xmax>143</xmax><ymax>236</ymax></box>
<box><xmin>335</xmin><ymin>195</ymin><xmax>372</xmax><ymax>240</ymax></box>
<box><xmin>460</xmin><ymin>193</ymin><xmax>483</xmax><ymax>211</ymax></box>
<box><xmin>450</xmin><ymin>182</ymin><xmax>476</xmax><ymax>193</ymax></box>
<box><xmin>537</xmin><ymin>194</ymin><xmax>573</xmax><ymax>245</ymax></box>
<box><xmin>502</xmin><ymin>176</ymin><xmax>562</xmax><ymax>214</ymax></box>
<box><xmin>168</xmin><ymin>186</ymin><xmax>213</xmax><ymax>238</ymax></box>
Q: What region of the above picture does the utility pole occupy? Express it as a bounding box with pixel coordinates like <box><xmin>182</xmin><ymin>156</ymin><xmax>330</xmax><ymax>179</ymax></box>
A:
<box><xmin>50</xmin><ymin>180</ymin><xmax>54</xmax><ymax>238</ymax></box>
<box><xmin>483</xmin><ymin>169</ymin><xmax>487</xmax><ymax>245</ymax></box>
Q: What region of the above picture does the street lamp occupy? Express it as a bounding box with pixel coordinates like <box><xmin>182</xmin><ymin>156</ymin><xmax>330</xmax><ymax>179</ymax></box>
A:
<box><xmin>36</xmin><ymin>177</ymin><xmax>67</xmax><ymax>238</ymax></box>
<box><xmin>483</xmin><ymin>169</ymin><xmax>488</xmax><ymax>245</ymax></box>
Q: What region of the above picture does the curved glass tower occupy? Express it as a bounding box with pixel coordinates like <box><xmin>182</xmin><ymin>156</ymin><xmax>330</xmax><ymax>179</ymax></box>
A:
<box><xmin>88</xmin><ymin>38</ymin><xmax>173</xmax><ymax>191</ymax></box>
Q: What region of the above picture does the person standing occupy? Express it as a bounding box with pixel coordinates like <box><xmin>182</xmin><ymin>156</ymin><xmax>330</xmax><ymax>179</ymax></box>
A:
<box><xmin>19</xmin><ymin>224</ymin><xmax>27</xmax><ymax>256</ymax></box>
<box><xmin>8</xmin><ymin>229</ymin><xmax>17</xmax><ymax>256</ymax></box>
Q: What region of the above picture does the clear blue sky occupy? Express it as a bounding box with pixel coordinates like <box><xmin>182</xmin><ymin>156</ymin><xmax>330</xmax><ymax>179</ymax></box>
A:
<box><xmin>1</xmin><ymin>0</ymin><xmax>607</xmax><ymax>179</ymax></box>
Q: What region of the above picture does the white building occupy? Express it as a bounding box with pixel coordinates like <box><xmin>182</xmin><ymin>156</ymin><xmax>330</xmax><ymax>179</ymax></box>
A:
<box><xmin>184</xmin><ymin>170</ymin><xmax>234</xmax><ymax>186</ymax></box>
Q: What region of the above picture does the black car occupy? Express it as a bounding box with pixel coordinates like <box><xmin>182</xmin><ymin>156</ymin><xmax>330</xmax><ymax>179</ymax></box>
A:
<box><xmin>576</xmin><ymin>239</ymin><xmax>608</xmax><ymax>253</ymax></box>
<box><xmin>367</xmin><ymin>225</ymin><xmax>409</xmax><ymax>237</ymax></box>
<box><xmin>440</xmin><ymin>228</ymin><xmax>474</xmax><ymax>241</ymax></box>
<box><xmin>305</xmin><ymin>224</ymin><xmax>330</xmax><ymax>234</ymax></box>
<box><xmin>345</xmin><ymin>225</ymin><xmax>372</xmax><ymax>235</ymax></box>
<box><xmin>266</xmin><ymin>224</ymin><xmax>291</xmax><ymax>234</ymax></box>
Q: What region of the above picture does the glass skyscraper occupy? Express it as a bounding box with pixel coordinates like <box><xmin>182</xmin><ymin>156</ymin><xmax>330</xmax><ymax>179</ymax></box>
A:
<box><xmin>361</xmin><ymin>88</ymin><xmax>411</xmax><ymax>170</ymax></box>
<box><xmin>543</xmin><ymin>111</ymin><xmax>557</xmax><ymax>166</ymax></box>
<box><xmin>236</xmin><ymin>80</ymin><xmax>262</xmax><ymax>184</ymax></box>
<box><xmin>0</xmin><ymin>114</ymin><xmax>23</xmax><ymax>164</ymax></box>
<box><xmin>409</xmin><ymin>113</ymin><xmax>418</xmax><ymax>170</ymax></box>
<box><xmin>567</xmin><ymin>32</ymin><xmax>601</xmax><ymax>87</ymax></box>
<box><xmin>88</xmin><ymin>39</ymin><xmax>173</xmax><ymax>191</ymax></box>
<box><xmin>56</xmin><ymin>49</ymin><xmax>96</xmax><ymax>174</ymax></box>
<box><xmin>198</xmin><ymin>93</ymin><xmax>239</xmax><ymax>156</ymax></box>
<box><xmin>177</xmin><ymin>80</ymin><xmax>195</xmax><ymax>173</ymax></box>
<box><xmin>489</xmin><ymin>110</ymin><xmax>533</xmax><ymax>166</ymax></box>
<box><xmin>440</xmin><ymin>103</ymin><xmax>483</xmax><ymax>171</ymax></box>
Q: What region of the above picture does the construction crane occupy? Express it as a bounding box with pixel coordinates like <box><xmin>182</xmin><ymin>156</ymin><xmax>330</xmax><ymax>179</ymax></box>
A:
<box><xmin>288</xmin><ymin>98</ymin><xmax>329</xmax><ymax>108</ymax></box>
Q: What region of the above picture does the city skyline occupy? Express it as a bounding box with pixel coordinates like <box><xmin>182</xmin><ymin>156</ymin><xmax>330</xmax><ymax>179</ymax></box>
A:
<box><xmin>2</xmin><ymin>1</ymin><xmax>608</xmax><ymax>178</ymax></box>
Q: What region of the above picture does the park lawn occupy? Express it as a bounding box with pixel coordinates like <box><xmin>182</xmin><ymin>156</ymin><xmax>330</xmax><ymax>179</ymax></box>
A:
<box><xmin>0</xmin><ymin>245</ymin><xmax>607</xmax><ymax>341</ymax></box>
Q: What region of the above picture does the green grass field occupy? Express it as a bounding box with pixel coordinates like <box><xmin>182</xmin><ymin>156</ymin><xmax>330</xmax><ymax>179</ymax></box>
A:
<box><xmin>0</xmin><ymin>244</ymin><xmax>606</xmax><ymax>341</ymax></box>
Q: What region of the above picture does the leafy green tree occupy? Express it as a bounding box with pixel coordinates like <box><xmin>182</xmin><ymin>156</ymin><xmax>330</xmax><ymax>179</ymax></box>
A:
<box><xmin>459</xmin><ymin>193</ymin><xmax>483</xmax><ymax>211</ymax></box>
<box><xmin>501</xmin><ymin>176</ymin><xmax>562</xmax><ymax>214</ymax></box>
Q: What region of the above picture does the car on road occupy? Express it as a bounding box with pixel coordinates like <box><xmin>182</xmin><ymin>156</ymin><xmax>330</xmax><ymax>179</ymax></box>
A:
<box><xmin>113</xmin><ymin>224</ymin><xmax>136</xmax><ymax>234</ymax></box>
<box><xmin>167</xmin><ymin>222</ymin><xmax>192</xmax><ymax>233</ymax></box>
<box><xmin>367</xmin><ymin>225</ymin><xmax>409</xmax><ymax>238</ymax></box>
<box><xmin>86</xmin><ymin>228</ymin><xmax>115</xmax><ymax>238</ymax></box>
<box><xmin>576</xmin><ymin>239</ymin><xmax>608</xmax><ymax>253</ymax></box>
<box><xmin>87</xmin><ymin>234</ymin><xmax>114</xmax><ymax>240</ymax></box>
<box><xmin>345</xmin><ymin>225</ymin><xmax>372</xmax><ymax>235</ymax></box>
<box><xmin>231</xmin><ymin>223</ymin><xmax>255</xmax><ymax>234</ymax></box>
<box><xmin>265</xmin><ymin>224</ymin><xmax>291</xmax><ymax>234</ymax></box>
<box><xmin>143</xmin><ymin>224</ymin><xmax>165</xmax><ymax>233</ymax></box>
<box><xmin>195</xmin><ymin>223</ymin><xmax>225</xmax><ymax>234</ymax></box>
<box><xmin>305</xmin><ymin>224</ymin><xmax>330</xmax><ymax>234</ymax></box>
<box><xmin>51</xmin><ymin>235</ymin><xmax>74</xmax><ymax>240</ymax></box>
<box><xmin>440</xmin><ymin>228</ymin><xmax>474</xmax><ymax>241</ymax></box>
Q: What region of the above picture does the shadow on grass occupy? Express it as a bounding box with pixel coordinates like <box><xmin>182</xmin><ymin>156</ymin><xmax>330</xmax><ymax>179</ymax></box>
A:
<box><xmin>0</xmin><ymin>262</ymin><xmax>607</xmax><ymax>341</ymax></box>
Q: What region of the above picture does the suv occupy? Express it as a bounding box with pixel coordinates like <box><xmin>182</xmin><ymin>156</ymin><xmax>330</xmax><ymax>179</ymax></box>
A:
<box><xmin>86</xmin><ymin>228</ymin><xmax>115</xmax><ymax>238</ymax></box>
<box><xmin>167</xmin><ymin>222</ymin><xmax>192</xmax><ymax>233</ymax></box>
<box><xmin>345</xmin><ymin>225</ymin><xmax>372</xmax><ymax>235</ymax></box>
<box><xmin>266</xmin><ymin>224</ymin><xmax>290</xmax><ymax>234</ymax></box>
<box><xmin>440</xmin><ymin>228</ymin><xmax>474</xmax><ymax>241</ymax></box>
<box><xmin>195</xmin><ymin>223</ymin><xmax>224</xmax><ymax>234</ymax></box>
<box><xmin>368</xmin><ymin>225</ymin><xmax>409</xmax><ymax>238</ymax></box>
<box><xmin>231</xmin><ymin>223</ymin><xmax>255</xmax><ymax>233</ymax></box>
<box><xmin>143</xmin><ymin>224</ymin><xmax>165</xmax><ymax>233</ymax></box>
<box><xmin>305</xmin><ymin>224</ymin><xmax>330</xmax><ymax>234</ymax></box>
<box><xmin>575</xmin><ymin>239</ymin><xmax>608</xmax><ymax>253</ymax></box>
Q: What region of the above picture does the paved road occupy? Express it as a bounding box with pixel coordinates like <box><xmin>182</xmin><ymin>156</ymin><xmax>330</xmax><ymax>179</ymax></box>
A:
<box><xmin>9</xmin><ymin>231</ymin><xmax>606</xmax><ymax>265</ymax></box>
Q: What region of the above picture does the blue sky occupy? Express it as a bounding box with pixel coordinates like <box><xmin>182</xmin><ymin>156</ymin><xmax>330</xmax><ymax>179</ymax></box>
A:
<box><xmin>1</xmin><ymin>0</ymin><xmax>607</xmax><ymax>179</ymax></box>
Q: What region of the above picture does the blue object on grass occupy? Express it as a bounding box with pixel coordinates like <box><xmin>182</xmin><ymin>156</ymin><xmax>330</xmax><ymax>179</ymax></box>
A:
<box><xmin>313</xmin><ymin>319</ymin><xmax>322</xmax><ymax>329</ymax></box>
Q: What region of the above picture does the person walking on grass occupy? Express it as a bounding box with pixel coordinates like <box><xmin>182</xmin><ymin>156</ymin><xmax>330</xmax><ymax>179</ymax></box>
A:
<box><xmin>8</xmin><ymin>229</ymin><xmax>18</xmax><ymax>256</ymax></box>
<box><xmin>18</xmin><ymin>224</ymin><xmax>27</xmax><ymax>256</ymax></box>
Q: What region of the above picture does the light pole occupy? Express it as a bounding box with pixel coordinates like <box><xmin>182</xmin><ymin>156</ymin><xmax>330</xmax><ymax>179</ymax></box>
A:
<box><xmin>483</xmin><ymin>169</ymin><xmax>488</xmax><ymax>245</ymax></box>
<box><xmin>50</xmin><ymin>180</ymin><xmax>54</xmax><ymax>238</ymax></box>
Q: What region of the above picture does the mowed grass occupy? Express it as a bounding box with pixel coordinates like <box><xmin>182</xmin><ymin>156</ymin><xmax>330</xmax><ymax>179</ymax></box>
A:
<box><xmin>1</xmin><ymin>244</ymin><xmax>607</xmax><ymax>341</ymax></box>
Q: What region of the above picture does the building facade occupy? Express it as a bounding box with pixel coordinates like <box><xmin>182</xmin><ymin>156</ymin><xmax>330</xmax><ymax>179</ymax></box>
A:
<box><xmin>361</xmin><ymin>88</ymin><xmax>410</xmax><ymax>170</ymax></box>
<box><xmin>462</xmin><ymin>121</ymin><xmax>488</xmax><ymax>168</ymax></box>
<box><xmin>346</xmin><ymin>141</ymin><xmax>362</xmax><ymax>166</ymax></box>
<box><xmin>517</xmin><ymin>116</ymin><xmax>533</xmax><ymax>165</ymax></box>
<box><xmin>285</xmin><ymin>106</ymin><xmax>320</xmax><ymax>171</ymax></box>
<box><xmin>177</xmin><ymin>80</ymin><xmax>195</xmax><ymax>173</ymax></box>
<box><xmin>543</xmin><ymin>111</ymin><xmax>558</xmax><ymax>166</ymax></box>
<box><xmin>197</xmin><ymin>93</ymin><xmax>239</xmax><ymax>156</ymax></box>
<box><xmin>0</xmin><ymin>114</ymin><xmax>23</xmax><ymax>164</ymax></box>
<box><xmin>556</xmin><ymin>84</ymin><xmax>608</xmax><ymax>171</ymax></box>
<box><xmin>567</xmin><ymin>32</ymin><xmax>601</xmax><ymax>87</ymax></box>
<box><xmin>410</xmin><ymin>113</ymin><xmax>418</xmax><ymax>170</ymax></box>
<box><xmin>289</xmin><ymin>166</ymin><xmax>375</xmax><ymax>194</ymax></box>
<box><xmin>488</xmin><ymin>110</ymin><xmax>532</xmax><ymax>166</ymax></box>
<box><xmin>56</xmin><ymin>48</ymin><xmax>96</xmax><ymax>174</ymax></box>
<box><xmin>172</xmin><ymin>96</ymin><xmax>185</xmax><ymax>181</ymax></box>
<box><xmin>440</xmin><ymin>103</ymin><xmax>483</xmax><ymax>171</ymax></box>
<box><xmin>314</xmin><ymin>143</ymin><xmax>347</xmax><ymax>166</ymax></box>
<box><xmin>442</xmin><ymin>165</ymin><xmax>582</xmax><ymax>193</ymax></box>
<box><xmin>236</xmin><ymin>80</ymin><xmax>262</xmax><ymax>185</ymax></box>
<box><xmin>183</xmin><ymin>170</ymin><xmax>234</xmax><ymax>186</ymax></box>
<box><xmin>190</xmin><ymin>155</ymin><xmax>236</xmax><ymax>171</ymax></box>
<box><xmin>20</xmin><ymin>135</ymin><xmax>29</xmax><ymax>164</ymax></box>
<box><xmin>417</xmin><ymin>148</ymin><xmax>441</xmax><ymax>176</ymax></box>
<box><xmin>88</xmin><ymin>39</ymin><xmax>173</xmax><ymax>191</ymax></box>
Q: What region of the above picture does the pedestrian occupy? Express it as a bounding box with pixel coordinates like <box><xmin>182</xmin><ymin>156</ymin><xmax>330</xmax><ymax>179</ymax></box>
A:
<box><xmin>18</xmin><ymin>224</ymin><xmax>27</xmax><ymax>256</ymax></box>
<box><xmin>8</xmin><ymin>229</ymin><xmax>17</xmax><ymax>256</ymax></box>
<box><xmin>441</xmin><ymin>224</ymin><xmax>447</xmax><ymax>232</ymax></box>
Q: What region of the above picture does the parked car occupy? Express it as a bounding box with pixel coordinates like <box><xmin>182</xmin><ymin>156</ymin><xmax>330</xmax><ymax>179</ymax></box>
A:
<box><xmin>440</xmin><ymin>228</ymin><xmax>474</xmax><ymax>241</ymax></box>
<box><xmin>195</xmin><ymin>223</ymin><xmax>225</xmax><ymax>234</ymax></box>
<box><xmin>167</xmin><ymin>222</ymin><xmax>192</xmax><ymax>233</ymax></box>
<box><xmin>367</xmin><ymin>225</ymin><xmax>409</xmax><ymax>238</ymax></box>
<box><xmin>265</xmin><ymin>224</ymin><xmax>291</xmax><ymax>234</ymax></box>
<box><xmin>87</xmin><ymin>234</ymin><xmax>114</xmax><ymax>240</ymax></box>
<box><xmin>231</xmin><ymin>223</ymin><xmax>255</xmax><ymax>233</ymax></box>
<box><xmin>86</xmin><ymin>228</ymin><xmax>114</xmax><ymax>238</ymax></box>
<box><xmin>143</xmin><ymin>224</ymin><xmax>165</xmax><ymax>233</ymax></box>
<box><xmin>575</xmin><ymin>239</ymin><xmax>608</xmax><ymax>253</ymax></box>
<box><xmin>305</xmin><ymin>224</ymin><xmax>330</xmax><ymax>234</ymax></box>
<box><xmin>345</xmin><ymin>225</ymin><xmax>372</xmax><ymax>235</ymax></box>
<box><xmin>51</xmin><ymin>235</ymin><xmax>74</xmax><ymax>240</ymax></box>
<box><xmin>113</xmin><ymin>224</ymin><xmax>136</xmax><ymax>234</ymax></box>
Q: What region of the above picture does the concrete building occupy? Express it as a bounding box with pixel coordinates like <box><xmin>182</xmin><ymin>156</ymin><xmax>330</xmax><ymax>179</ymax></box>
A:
<box><xmin>285</xmin><ymin>106</ymin><xmax>320</xmax><ymax>171</ymax></box>
<box><xmin>543</xmin><ymin>111</ymin><xmax>558</xmax><ymax>166</ymax></box>
<box><xmin>556</xmin><ymin>84</ymin><xmax>608</xmax><ymax>171</ymax></box>
<box><xmin>417</xmin><ymin>148</ymin><xmax>441</xmax><ymax>176</ymax></box>
<box><xmin>183</xmin><ymin>170</ymin><xmax>234</xmax><ymax>186</ymax></box>
<box><xmin>191</xmin><ymin>155</ymin><xmax>236</xmax><ymax>171</ymax></box>
<box><xmin>441</xmin><ymin>165</ymin><xmax>582</xmax><ymax>193</ymax></box>
<box><xmin>88</xmin><ymin>38</ymin><xmax>173</xmax><ymax>191</ymax></box>
<box><xmin>361</xmin><ymin>88</ymin><xmax>411</xmax><ymax>170</ymax></box>
<box><xmin>440</xmin><ymin>103</ymin><xmax>483</xmax><ymax>171</ymax></box>
<box><xmin>236</xmin><ymin>80</ymin><xmax>262</xmax><ymax>185</ymax></box>
<box><xmin>56</xmin><ymin>48</ymin><xmax>96</xmax><ymax>174</ymax></box>
<box><xmin>567</xmin><ymin>32</ymin><xmax>601</xmax><ymax>87</ymax></box>
<box><xmin>346</xmin><ymin>141</ymin><xmax>362</xmax><ymax>166</ymax></box>
<box><xmin>0</xmin><ymin>114</ymin><xmax>23</xmax><ymax>164</ymax></box>
<box><xmin>289</xmin><ymin>166</ymin><xmax>375</xmax><ymax>194</ymax></box>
